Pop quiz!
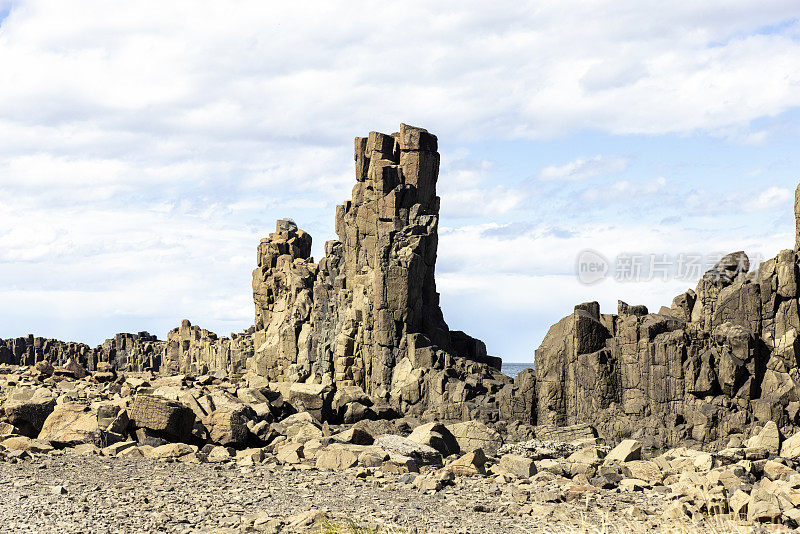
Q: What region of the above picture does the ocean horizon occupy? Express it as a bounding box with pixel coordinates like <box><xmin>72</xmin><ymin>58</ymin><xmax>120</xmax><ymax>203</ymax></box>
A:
<box><xmin>501</xmin><ymin>362</ymin><xmax>533</xmax><ymax>379</ymax></box>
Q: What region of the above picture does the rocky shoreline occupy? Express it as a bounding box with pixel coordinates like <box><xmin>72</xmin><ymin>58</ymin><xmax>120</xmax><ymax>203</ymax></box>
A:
<box><xmin>6</xmin><ymin>125</ymin><xmax>800</xmax><ymax>531</ymax></box>
<box><xmin>0</xmin><ymin>363</ymin><xmax>798</xmax><ymax>532</ymax></box>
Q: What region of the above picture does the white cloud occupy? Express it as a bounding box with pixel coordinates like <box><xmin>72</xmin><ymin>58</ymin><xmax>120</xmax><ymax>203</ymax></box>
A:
<box><xmin>538</xmin><ymin>155</ymin><xmax>629</xmax><ymax>182</ymax></box>
<box><xmin>1</xmin><ymin>0</ymin><xmax>800</xmax><ymax>360</ymax></box>
<box><xmin>581</xmin><ymin>176</ymin><xmax>668</xmax><ymax>202</ymax></box>
<box><xmin>0</xmin><ymin>1</ymin><xmax>798</xmax><ymax>147</ymax></box>
<box><xmin>749</xmin><ymin>186</ymin><xmax>793</xmax><ymax>210</ymax></box>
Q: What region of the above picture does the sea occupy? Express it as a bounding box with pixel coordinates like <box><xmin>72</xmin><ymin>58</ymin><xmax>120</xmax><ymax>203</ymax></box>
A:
<box><xmin>501</xmin><ymin>362</ymin><xmax>534</xmax><ymax>378</ymax></box>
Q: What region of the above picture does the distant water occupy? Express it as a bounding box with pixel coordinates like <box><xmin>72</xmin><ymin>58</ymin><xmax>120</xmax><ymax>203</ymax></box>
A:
<box><xmin>502</xmin><ymin>362</ymin><xmax>534</xmax><ymax>378</ymax></box>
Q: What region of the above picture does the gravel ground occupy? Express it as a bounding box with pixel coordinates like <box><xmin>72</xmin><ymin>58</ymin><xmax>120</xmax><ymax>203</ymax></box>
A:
<box><xmin>0</xmin><ymin>452</ymin><xmax>744</xmax><ymax>534</ymax></box>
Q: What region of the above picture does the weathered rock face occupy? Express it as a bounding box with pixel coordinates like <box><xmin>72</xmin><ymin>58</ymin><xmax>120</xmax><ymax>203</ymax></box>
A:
<box><xmin>93</xmin><ymin>332</ymin><xmax>164</xmax><ymax>372</ymax></box>
<box><xmin>0</xmin><ymin>124</ymin><xmax>509</xmax><ymax>424</ymax></box>
<box><xmin>0</xmin><ymin>332</ymin><xmax>164</xmax><ymax>373</ymax></box>
<box><xmin>162</xmin><ymin>320</ymin><xmax>252</xmax><ymax>376</ymax></box>
<box><xmin>0</xmin><ymin>336</ymin><xmax>94</xmax><ymax>369</ymax></box>
<box><xmin>249</xmin><ymin>124</ymin><xmax>508</xmax><ymax>421</ymax></box>
<box><xmin>535</xmin><ymin>184</ymin><xmax>800</xmax><ymax>448</ymax></box>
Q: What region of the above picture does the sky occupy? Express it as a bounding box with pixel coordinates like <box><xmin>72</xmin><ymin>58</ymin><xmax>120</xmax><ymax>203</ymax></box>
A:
<box><xmin>1</xmin><ymin>1</ymin><xmax>800</xmax><ymax>363</ymax></box>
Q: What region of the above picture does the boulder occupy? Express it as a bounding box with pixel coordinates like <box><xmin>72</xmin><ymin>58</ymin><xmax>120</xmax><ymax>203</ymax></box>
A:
<box><xmin>445</xmin><ymin>421</ymin><xmax>503</xmax><ymax>456</ymax></box>
<box><xmin>206</xmin><ymin>445</ymin><xmax>234</xmax><ymax>463</ymax></box>
<box><xmin>146</xmin><ymin>442</ymin><xmax>198</xmax><ymax>458</ymax></box>
<box><xmin>374</xmin><ymin>434</ymin><xmax>442</xmax><ymax>466</ymax></box>
<box><xmin>1</xmin><ymin>436</ymin><xmax>53</xmax><ymax>454</ymax></box>
<box><xmin>499</xmin><ymin>454</ymin><xmax>536</xmax><ymax>478</ymax></box>
<box><xmin>330</xmin><ymin>427</ymin><xmax>374</xmax><ymax>445</ymax></box>
<box><xmin>97</xmin><ymin>404</ymin><xmax>129</xmax><ymax>434</ymax></box>
<box><xmin>332</xmin><ymin>386</ymin><xmax>371</xmax><ymax>415</ymax></box>
<box><xmin>275</xmin><ymin>442</ymin><xmax>304</xmax><ymax>464</ymax></box>
<box><xmin>358</xmin><ymin>450</ymin><xmax>387</xmax><ymax>468</ymax></box>
<box><xmin>621</xmin><ymin>460</ymin><xmax>662</xmax><ymax>484</ymax></box>
<box><xmin>449</xmin><ymin>449</ymin><xmax>487</xmax><ymax>476</ymax></box>
<box><xmin>271</xmin><ymin>411</ymin><xmax>315</xmax><ymax>434</ymax></box>
<box><xmin>781</xmin><ymin>431</ymin><xmax>800</xmax><ymax>459</ymax></box>
<box><xmin>0</xmin><ymin>422</ymin><xmax>19</xmax><ymax>437</ymax></box>
<box><xmin>747</xmin><ymin>480</ymin><xmax>784</xmax><ymax>523</ymax></box>
<box><xmin>729</xmin><ymin>489</ymin><xmax>751</xmax><ymax>518</ymax></box>
<box><xmin>286</xmin><ymin>383</ymin><xmax>333</xmax><ymax>421</ymax></box>
<box><xmin>3</xmin><ymin>387</ymin><xmax>57</xmax><ymax>437</ymax></box>
<box><xmin>567</xmin><ymin>446</ymin><xmax>604</xmax><ymax>465</ymax></box>
<box><xmin>236</xmin><ymin>448</ymin><xmax>265</xmax><ymax>466</ymax></box>
<box><xmin>285</xmin><ymin>420</ymin><xmax>323</xmax><ymax>444</ymax></box>
<box><xmin>603</xmin><ymin>440</ymin><xmax>642</xmax><ymax>465</ymax></box>
<box><xmin>381</xmin><ymin>455</ymin><xmax>420</xmax><ymax>474</ymax></box>
<box><xmin>206</xmin><ymin>405</ymin><xmax>255</xmax><ymax>447</ymax></box>
<box><xmin>408</xmin><ymin>422</ymin><xmax>459</xmax><ymax>457</ymax></box>
<box><xmin>102</xmin><ymin>441</ymin><xmax>137</xmax><ymax>456</ymax></box>
<box><xmin>129</xmin><ymin>395</ymin><xmax>195</xmax><ymax>443</ymax></box>
<box><xmin>38</xmin><ymin>403</ymin><xmax>99</xmax><ymax>446</ymax></box>
<box><xmin>316</xmin><ymin>447</ymin><xmax>359</xmax><ymax>470</ymax></box>
<box><xmin>34</xmin><ymin>361</ymin><xmax>54</xmax><ymax>377</ymax></box>
<box><xmin>746</xmin><ymin>421</ymin><xmax>781</xmax><ymax>455</ymax></box>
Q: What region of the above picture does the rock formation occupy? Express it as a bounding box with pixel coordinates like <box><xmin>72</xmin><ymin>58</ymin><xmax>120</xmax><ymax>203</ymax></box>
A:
<box><xmin>162</xmin><ymin>320</ymin><xmax>253</xmax><ymax>376</ymax></box>
<box><xmin>0</xmin><ymin>124</ymin><xmax>509</xmax><ymax>424</ymax></box>
<box><xmin>250</xmin><ymin>124</ymin><xmax>507</xmax><ymax>420</ymax></box>
<box><xmin>535</xmin><ymin>184</ymin><xmax>800</xmax><ymax>448</ymax></box>
<box><xmin>10</xmin><ymin>124</ymin><xmax>800</xmax><ymax>447</ymax></box>
<box><xmin>0</xmin><ymin>332</ymin><xmax>164</xmax><ymax>373</ymax></box>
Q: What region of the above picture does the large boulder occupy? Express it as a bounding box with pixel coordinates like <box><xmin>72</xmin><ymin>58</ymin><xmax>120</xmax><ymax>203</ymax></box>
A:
<box><xmin>374</xmin><ymin>434</ymin><xmax>442</xmax><ymax>465</ymax></box>
<box><xmin>449</xmin><ymin>449</ymin><xmax>487</xmax><ymax>476</ymax></box>
<box><xmin>603</xmin><ymin>440</ymin><xmax>642</xmax><ymax>465</ymax></box>
<box><xmin>1</xmin><ymin>436</ymin><xmax>54</xmax><ymax>454</ymax></box>
<box><xmin>129</xmin><ymin>395</ymin><xmax>195</xmax><ymax>443</ymax></box>
<box><xmin>780</xmin><ymin>431</ymin><xmax>800</xmax><ymax>459</ymax></box>
<box><xmin>315</xmin><ymin>446</ymin><xmax>359</xmax><ymax>470</ymax></box>
<box><xmin>3</xmin><ymin>387</ymin><xmax>57</xmax><ymax>437</ymax></box>
<box><xmin>499</xmin><ymin>454</ymin><xmax>536</xmax><ymax>478</ymax></box>
<box><xmin>38</xmin><ymin>404</ymin><xmax>100</xmax><ymax>447</ymax></box>
<box><xmin>746</xmin><ymin>421</ymin><xmax>781</xmax><ymax>455</ymax></box>
<box><xmin>286</xmin><ymin>383</ymin><xmax>333</xmax><ymax>422</ymax></box>
<box><xmin>445</xmin><ymin>421</ymin><xmax>503</xmax><ymax>456</ymax></box>
<box><xmin>206</xmin><ymin>405</ymin><xmax>255</xmax><ymax>447</ymax></box>
<box><xmin>408</xmin><ymin>422</ymin><xmax>459</xmax><ymax>457</ymax></box>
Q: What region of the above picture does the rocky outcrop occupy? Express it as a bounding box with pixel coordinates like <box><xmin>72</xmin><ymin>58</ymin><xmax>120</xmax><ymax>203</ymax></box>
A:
<box><xmin>10</xmin><ymin>125</ymin><xmax>800</xmax><ymax>445</ymax></box>
<box><xmin>0</xmin><ymin>332</ymin><xmax>164</xmax><ymax>373</ymax></box>
<box><xmin>162</xmin><ymin>320</ymin><xmax>252</xmax><ymax>376</ymax></box>
<box><xmin>249</xmin><ymin>124</ymin><xmax>508</xmax><ymax>421</ymax></box>
<box><xmin>534</xmin><ymin>184</ymin><xmax>800</xmax><ymax>448</ymax></box>
<box><xmin>0</xmin><ymin>124</ymin><xmax>507</xmax><ymax>424</ymax></box>
<box><xmin>0</xmin><ymin>336</ymin><xmax>93</xmax><ymax>369</ymax></box>
<box><xmin>93</xmin><ymin>332</ymin><xmax>164</xmax><ymax>372</ymax></box>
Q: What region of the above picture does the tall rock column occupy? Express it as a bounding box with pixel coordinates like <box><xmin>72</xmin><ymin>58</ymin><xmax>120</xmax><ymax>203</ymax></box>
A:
<box><xmin>249</xmin><ymin>125</ymin><xmax>509</xmax><ymax>421</ymax></box>
<box><xmin>795</xmin><ymin>184</ymin><xmax>800</xmax><ymax>250</ymax></box>
<box><xmin>250</xmin><ymin>219</ymin><xmax>317</xmax><ymax>382</ymax></box>
<box><xmin>334</xmin><ymin>124</ymin><xmax>450</xmax><ymax>397</ymax></box>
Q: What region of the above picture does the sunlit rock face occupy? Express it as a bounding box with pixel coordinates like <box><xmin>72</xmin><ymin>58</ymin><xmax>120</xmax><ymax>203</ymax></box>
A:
<box><xmin>250</xmin><ymin>124</ymin><xmax>508</xmax><ymax>420</ymax></box>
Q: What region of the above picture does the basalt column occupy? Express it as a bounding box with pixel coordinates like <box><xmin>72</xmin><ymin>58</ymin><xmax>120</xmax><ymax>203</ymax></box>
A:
<box><xmin>250</xmin><ymin>125</ymin><xmax>506</xmax><ymax>418</ymax></box>
<box><xmin>334</xmin><ymin>124</ymin><xmax>450</xmax><ymax>396</ymax></box>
